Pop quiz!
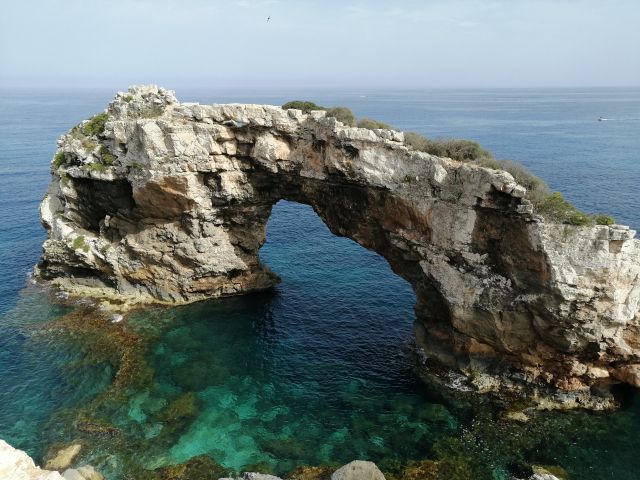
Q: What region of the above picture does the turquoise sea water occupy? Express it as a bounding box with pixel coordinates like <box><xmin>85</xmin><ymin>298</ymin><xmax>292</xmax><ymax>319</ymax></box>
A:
<box><xmin>1</xmin><ymin>88</ymin><xmax>640</xmax><ymax>479</ymax></box>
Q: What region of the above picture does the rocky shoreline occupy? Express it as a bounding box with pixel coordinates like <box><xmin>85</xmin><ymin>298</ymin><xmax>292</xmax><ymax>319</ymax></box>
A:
<box><xmin>0</xmin><ymin>439</ymin><xmax>562</xmax><ymax>480</ymax></box>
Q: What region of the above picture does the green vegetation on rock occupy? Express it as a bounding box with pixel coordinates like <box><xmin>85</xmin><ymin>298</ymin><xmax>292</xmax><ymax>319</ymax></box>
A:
<box><xmin>325</xmin><ymin>107</ymin><xmax>356</xmax><ymax>127</ymax></box>
<box><xmin>357</xmin><ymin>118</ymin><xmax>393</xmax><ymax>130</ymax></box>
<box><xmin>403</xmin><ymin>131</ymin><xmax>615</xmax><ymax>226</ymax></box>
<box><xmin>72</xmin><ymin>235</ymin><xmax>90</xmax><ymax>253</ymax></box>
<box><xmin>282</xmin><ymin>100</ymin><xmax>394</xmax><ymax>130</ymax></box>
<box><xmin>534</xmin><ymin>192</ymin><xmax>593</xmax><ymax>225</ymax></box>
<box><xmin>282</xmin><ymin>100</ymin><xmax>326</xmax><ymax>112</ymax></box>
<box><xmin>82</xmin><ymin>112</ymin><xmax>108</xmax><ymax>137</ymax></box>
<box><xmin>279</xmin><ymin>100</ymin><xmax>616</xmax><ymax>226</ymax></box>
<box><xmin>100</xmin><ymin>145</ymin><xmax>117</xmax><ymax>165</ymax></box>
<box><xmin>593</xmin><ymin>214</ymin><xmax>615</xmax><ymax>225</ymax></box>
<box><xmin>81</xmin><ymin>138</ymin><xmax>97</xmax><ymax>152</ymax></box>
<box><xmin>52</xmin><ymin>151</ymin><xmax>66</xmax><ymax>169</ymax></box>
<box><xmin>405</xmin><ymin>132</ymin><xmax>492</xmax><ymax>162</ymax></box>
<box><xmin>85</xmin><ymin>162</ymin><xmax>107</xmax><ymax>172</ymax></box>
<box><xmin>476</xmin><ymin>158</ymin><xmax>548</xmax><ymax>203</ymax></box>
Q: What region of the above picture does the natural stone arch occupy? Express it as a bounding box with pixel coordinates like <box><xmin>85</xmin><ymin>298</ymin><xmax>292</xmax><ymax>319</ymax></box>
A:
<box><xmin>38</xmin><ymin>85</ymin><xmax>640</xmax><ymax>407</ymax></box>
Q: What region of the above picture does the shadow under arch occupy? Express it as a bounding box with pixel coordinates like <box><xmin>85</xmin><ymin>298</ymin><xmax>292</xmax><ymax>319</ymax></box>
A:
<box><xmin>257</xmin><ymin>199</ymin><xmax>420</xmax><ymax>387</ymax></box>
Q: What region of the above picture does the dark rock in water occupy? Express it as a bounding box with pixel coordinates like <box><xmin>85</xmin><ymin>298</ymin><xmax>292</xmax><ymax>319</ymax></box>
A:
<box><xmin>396</xmin><ymin>460</ymin><xmax>439</xmax><ymax>480</ymax></box>
<box><xmin>287</xmin><ymin>465</ymin><xmax>334</xmax><ymax>480</ymax></box>
<box><xmin>160</xmin><ymin>391</ymin><xmax>199</xmax><ymax>422</ymax></box>
<box><xmin>76</xmin><ymin>418</ymin><xmax>120</xmax><ymax>437</ymax></box>
<box><xmin>142</xmin><ymin>455</ymin><xmax>226</xmax><ymax>480</ymax></box>
<box><xmin>37</xmin><ymin>85</ymin><xmax>640</xmax><ymax>408</ymax></box>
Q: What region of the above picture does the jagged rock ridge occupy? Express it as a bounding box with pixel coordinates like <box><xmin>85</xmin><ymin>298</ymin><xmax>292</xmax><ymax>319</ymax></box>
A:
<box><xmin>38</xmin><ymin>85</ymin><xmax>640</xmax><ymax>407</ymax></box>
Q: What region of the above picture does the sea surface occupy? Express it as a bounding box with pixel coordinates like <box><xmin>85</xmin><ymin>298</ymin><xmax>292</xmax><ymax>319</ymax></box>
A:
<box><xmin>1</xmin><ymin>87</ymin><xmax>639</xmax><ymax>479</ymax></box>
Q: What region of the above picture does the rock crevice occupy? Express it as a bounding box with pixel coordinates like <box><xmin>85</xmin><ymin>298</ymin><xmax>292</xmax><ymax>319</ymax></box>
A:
<box><xmin>38</xmin><ymin>85</ymin><xmax>640</xmax><ymax>406</ymax></box>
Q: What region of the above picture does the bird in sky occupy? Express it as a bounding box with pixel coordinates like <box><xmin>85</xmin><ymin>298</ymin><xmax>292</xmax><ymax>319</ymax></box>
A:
<box><xmin>267</xmin><ymin>16</ymin><xmax>271</xmax><ymax>22</ymax></box>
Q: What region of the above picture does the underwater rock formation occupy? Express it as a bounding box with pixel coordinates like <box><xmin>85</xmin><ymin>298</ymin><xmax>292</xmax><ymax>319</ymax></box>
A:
<box><xmin>38</xmin><ymin>85</ymin><xmax>640</xmax><ymax>407</ymax></box>
<box><xmin>44</xmin><ymin>444</ymin><xmax>82</xmax><ymax>471</ymax></box>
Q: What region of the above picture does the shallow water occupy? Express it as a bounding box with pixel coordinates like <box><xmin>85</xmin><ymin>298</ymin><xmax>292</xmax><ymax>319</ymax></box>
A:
<box><xmin>1</xmin><ymin>87</ymin><xmax>640</xmax><ymax>479</ymax></box>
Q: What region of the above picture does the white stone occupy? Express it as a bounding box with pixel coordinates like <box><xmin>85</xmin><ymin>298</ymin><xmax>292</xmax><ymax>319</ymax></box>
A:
<box><xmin>0</xmin><ymin>439</ymin><xmax>64</xmax><ymax>480</ymax></box>
<box><xmin>331</xmin><ymin>461</ymin><xmax>385</xmax><ymax>480</ymax></box>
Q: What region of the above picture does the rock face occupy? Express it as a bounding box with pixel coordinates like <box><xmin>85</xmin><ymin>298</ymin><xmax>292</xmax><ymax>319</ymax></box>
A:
<box><xmin>0</xmin><ymin>439</ymin><xmax>63</xmax><ymax>480</ymax></box>
<box><xmin>0</xmin><ymin>440</ymin><xmax>102</xmax><ymax>480</ymax></box>
<box><xmin>38</xmin><ymin>85</ymin><xmax>640</xmax><ymax>406</ymax></box>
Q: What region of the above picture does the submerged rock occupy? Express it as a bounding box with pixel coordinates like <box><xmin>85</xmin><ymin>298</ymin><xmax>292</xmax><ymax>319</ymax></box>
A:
<box><xmin>45</xmin><ymin>443</ymin><xmax>82</xmax><ymax>470</ymax></box>
<box><xmin>37</xmin><ymin>85</ymin><xmax>640</xmax><ymax>407</ymax></box>
<box><xmin>76</xmin><ymin>418</ymin><xmax>121</xmax><ymax>437</ymax></box>
<box><xmin>396</xmin><ymin>460</ymin><xmax>439</xmax><ymax>480</ymax></box>
<box><xmin>287</xmin><ymin>465</ymin><xmax>334</xmax><ymax>480</ymax></box>
<box><xmin>145</xmin><ymin>455</ymin><xmax>227</xmax><ymax>479</ymax></box>
<box><xmin>62</xmin><ymin>465</ymin><xmax>104</xmax><ymax>480</ymax></box>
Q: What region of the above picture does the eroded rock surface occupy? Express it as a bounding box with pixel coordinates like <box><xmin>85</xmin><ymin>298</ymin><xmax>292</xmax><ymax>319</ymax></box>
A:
<box><xmin>38</xmin><ymin>85</ymin><xmax>640</xmax><ymax>407</ymax></box>
<box><xmin>0</xmin><ymin>439</ymin><xmax>63</xmax><ymax>480</ymax></box>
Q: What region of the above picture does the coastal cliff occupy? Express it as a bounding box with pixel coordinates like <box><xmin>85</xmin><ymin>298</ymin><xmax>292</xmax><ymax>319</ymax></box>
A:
<box><xmin>37</xmin><ymin>85</ymin><xmax>640</xmax><ymax>407</ymax></box>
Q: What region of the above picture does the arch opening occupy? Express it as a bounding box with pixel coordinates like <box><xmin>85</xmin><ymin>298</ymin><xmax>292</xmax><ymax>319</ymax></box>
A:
<box><xmin>132</xmin><ymin>199</ymin><xmax>453</xmax><ymax>475</ymax></box>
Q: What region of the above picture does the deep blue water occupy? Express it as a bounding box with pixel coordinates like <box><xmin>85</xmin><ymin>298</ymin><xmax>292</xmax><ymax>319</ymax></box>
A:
<box><xmin>1</xmin><ymin>88</ymin><xmax>640</xmax><ymax>479</ymax></box>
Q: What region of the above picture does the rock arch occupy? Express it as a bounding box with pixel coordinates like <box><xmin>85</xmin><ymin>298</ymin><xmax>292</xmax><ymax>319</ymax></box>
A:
<box><xmin>39</xmin><ymin>85</ymin><xmax>640</xmax><ymax>407</ymax></box>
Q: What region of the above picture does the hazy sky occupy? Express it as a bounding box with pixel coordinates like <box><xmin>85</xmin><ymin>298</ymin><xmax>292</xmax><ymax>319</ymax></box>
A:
<box><xmin>1</xmin><ymin>0</ymin><xmax>639</xmax><ymax>88</ymax></box>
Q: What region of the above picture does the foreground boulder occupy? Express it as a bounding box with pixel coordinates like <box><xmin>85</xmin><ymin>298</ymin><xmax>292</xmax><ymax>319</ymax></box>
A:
<box><xmin>0</xmin><ymin>439</ymin><xmax>103</xmax><ymax>480</ymax></box>
<box><xmin>331</xmin><ymin>461</ymin><xmax>385</xmax><ymax>480</ymax></box>
<box><xmin>37</xmin><ymin>85</ymin><xmax>640</xmax><ymax>407</ymax></box>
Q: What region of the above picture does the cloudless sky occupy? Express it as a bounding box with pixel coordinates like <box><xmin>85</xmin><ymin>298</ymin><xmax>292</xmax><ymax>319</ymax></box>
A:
<box><xmin>1</xmin><ymin>0</ymin><xmax>639</xmax><ymax>89</ymax></box>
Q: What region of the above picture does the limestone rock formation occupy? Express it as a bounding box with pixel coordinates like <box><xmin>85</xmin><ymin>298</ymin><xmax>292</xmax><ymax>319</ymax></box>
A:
<box><xmin>0</xmin><ymin>439</ymin><xmax>105</xmax><ymax>480</ymax></box>
<box><xmin>38</xmin><ymin>85</ymin><xmax>640</xmax><ymax>407</ymax></box>
<box><xmin>0</xmin><ymin>439</ymin><xmax>63</xmax><ymax>480</ymax></box>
